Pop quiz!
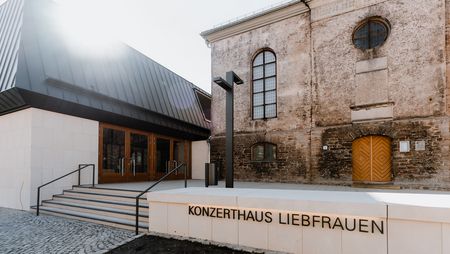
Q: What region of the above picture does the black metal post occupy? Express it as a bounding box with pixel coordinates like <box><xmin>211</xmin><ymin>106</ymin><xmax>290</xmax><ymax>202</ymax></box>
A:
<box><xmin>205</xmin><ymin>163</ymin><xmax>209</xmax><ymax>187</ymax></box>
<box><xmin>135</xmin><ymin>197</ymin><xmax>139</xmax><ymax>235</ymax></box>
<box><xmin>184</xmin><ymin>164</ymin><xmax>187</xmax><ymax>188</ymax></box>
<box><xmin>92</xmin><ymin>164</ymin><xmax>95</xmax><ymax>187</ymax></box>
<box><xmin>78</xmin><ymin>165</ymin><xmax>81</xmax><ymax>186</ymax></box>
<box><xmin>225</xmin><ymin>72</ymin><xmax>234</xmax><ymax>188</ymax></box>
<box><xmin>213</xmin><ymin>72</ymin><xmax>242</xmax><ymax>189</ymax></box>
<box><xmin>36</xmin><ymin>187</ymin><xmax>40</xmax><ymax>216</ymax></box>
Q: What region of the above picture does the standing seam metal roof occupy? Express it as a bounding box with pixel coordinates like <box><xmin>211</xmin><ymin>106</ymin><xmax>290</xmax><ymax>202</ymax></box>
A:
<box><xmin>0</xmin><ymin>0</ymin><xmax>210</xmax><ymax>138</ymax></box>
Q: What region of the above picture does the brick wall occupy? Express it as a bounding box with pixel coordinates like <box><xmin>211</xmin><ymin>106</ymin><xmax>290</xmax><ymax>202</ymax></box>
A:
<box><xmin>209</xmin><ymin>0</ymin><xmax>450</xmax><ymax>190</ymax></box>
<box><xmin>211</xmin><ymin>129</ymin><xmax>310</xmax><ymax>183</ymax></box>
<box><xmin>312</xmin><ymin>118</ymin><xmax>450</xmax><ymax>189</ymax></box>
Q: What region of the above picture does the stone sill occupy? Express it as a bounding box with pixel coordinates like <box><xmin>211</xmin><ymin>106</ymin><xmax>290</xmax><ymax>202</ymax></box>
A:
<box><xmin>350</xmin><ymin>101</ymin><xmax>394</xmax><ymax>110</ymax></box>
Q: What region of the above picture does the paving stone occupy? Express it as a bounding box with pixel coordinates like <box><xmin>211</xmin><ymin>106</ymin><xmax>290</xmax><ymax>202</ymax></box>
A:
<box><xmin>0</xmin><ymin>208</ymin><xmax>134</xmax><ymax>254</ymax></box>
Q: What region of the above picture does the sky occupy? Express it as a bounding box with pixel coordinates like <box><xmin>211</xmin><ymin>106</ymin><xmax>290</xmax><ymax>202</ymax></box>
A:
<box><xmin>0</xmin><ymin>0</ymin><xmax>285</xmax><ymax>93</ymax></box>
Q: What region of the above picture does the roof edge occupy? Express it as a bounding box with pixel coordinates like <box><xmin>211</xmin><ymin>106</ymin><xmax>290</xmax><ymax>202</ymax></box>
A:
<box><xmin>201</xmin><ymin>0</ymin><xmax>309</xmax><ymax>44</ymax></box>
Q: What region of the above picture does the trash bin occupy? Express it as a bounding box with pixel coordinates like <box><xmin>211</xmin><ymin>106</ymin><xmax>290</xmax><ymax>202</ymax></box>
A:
<box><xmin>205</xmin><ymin>163</ymin><xmax>218</xmax><ymax>187</ymax></box>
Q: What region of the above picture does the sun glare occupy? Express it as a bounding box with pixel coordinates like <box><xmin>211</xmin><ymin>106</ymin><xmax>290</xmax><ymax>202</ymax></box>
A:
<box><xmin>54</xmin><ymin>0</ymin><xmax>124</xmax><ymax>56</ymax></box>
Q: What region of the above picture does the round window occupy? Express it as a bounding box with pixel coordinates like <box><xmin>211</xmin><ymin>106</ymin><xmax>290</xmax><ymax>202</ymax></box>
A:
<box><xmin>353</xmin><ymin>17</ymin><xmax>390</xmax><ymax>50</ymax></box>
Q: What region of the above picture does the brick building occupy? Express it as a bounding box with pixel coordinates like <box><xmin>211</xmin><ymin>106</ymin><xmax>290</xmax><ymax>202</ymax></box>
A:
<box><xmin>201</xmin><ymin>0</ymin><xmax>450</xmax><ymax>189</ymax></box>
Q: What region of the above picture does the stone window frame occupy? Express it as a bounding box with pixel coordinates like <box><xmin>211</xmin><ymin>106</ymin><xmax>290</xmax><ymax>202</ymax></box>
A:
<box><xmin>251</xmin><ymin>142</ymin><xmax>277</xmax><ymax>162</ymax></box>
<box><xmin>352</xmin><ymin>16</ymin><xmax>391</xmax><ymax>51</ymax></box>
<box><xmin>251</xmin><ymin>49</ymin><xmax>277</xmax><ymax>120</ymax></box>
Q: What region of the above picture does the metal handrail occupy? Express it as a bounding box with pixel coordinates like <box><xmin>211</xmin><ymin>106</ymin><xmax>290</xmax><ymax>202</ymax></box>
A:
<box><xmin>36</xmin><ymin>164</ymin><xmax>96</xmax><ymax>216</ymax></box>
<box><xmin>135</xmin><ymin>163</ymin><xmax>187</xmax><ymax>235</ymax></box>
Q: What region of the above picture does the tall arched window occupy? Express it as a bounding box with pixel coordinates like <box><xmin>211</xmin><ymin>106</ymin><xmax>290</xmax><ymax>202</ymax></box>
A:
<box><xmin>252</xmin><ymin>50</ymin><xmax>277</xmax><ymax>119</ymax></box>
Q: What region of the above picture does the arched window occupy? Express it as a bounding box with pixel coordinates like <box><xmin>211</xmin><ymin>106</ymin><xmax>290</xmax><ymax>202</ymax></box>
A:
<box><xmin>251</xmin><ymin>143</ymin><xmax>277</xmax><ymax>161</ymax></box>
<box><xmin>252</xmin><ymin>50</ymin><xmax>277</xmax><ymax>119</ymax></box>
<box><xmin>352</xmin><ymin>17</ymin><xmax>390</xmax><ymax>50</ymax></box>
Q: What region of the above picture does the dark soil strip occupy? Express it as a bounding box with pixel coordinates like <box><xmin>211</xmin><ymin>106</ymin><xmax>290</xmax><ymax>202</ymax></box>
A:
<box><xmin>106</xmin><ymin>235</ymin><xmax>260</xmax><ymax>254</ymax></box>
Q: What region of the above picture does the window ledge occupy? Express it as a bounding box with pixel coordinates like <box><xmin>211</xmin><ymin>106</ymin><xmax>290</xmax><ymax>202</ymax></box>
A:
<box><xmin>252</xmin><ymin>117</ymin><xmax>278</xmax><ymax>121</ymax></box>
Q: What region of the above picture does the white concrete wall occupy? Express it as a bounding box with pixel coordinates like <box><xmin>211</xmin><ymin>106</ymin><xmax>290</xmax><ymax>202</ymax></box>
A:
<box><xmin>191</xmin><ymin>140</ymin><xmax>209</xmax><ymax>180</ymax></box>
<box><xmin>0</xmin><ymin>108</ymin><xmax>99</xmax><ymax>210</ymax></box>
<box><xmin>29</xmin><ymin>108</ymin><xmax>99</xmax><ymax>208</ymax></box>
<box><xmin>0</xmin><ymin>109</ymin><xmax>32</xmax><ymax>210</ymax></box>
<box><xmin>147</xmin><ymin>188</ymin><xmax>450</xmax><ymax>254</ymax></box>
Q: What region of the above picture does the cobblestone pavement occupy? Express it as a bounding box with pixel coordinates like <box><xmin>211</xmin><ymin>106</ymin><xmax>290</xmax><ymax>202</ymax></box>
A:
<box><xmin>0</xmin><ymin>207</ymin><xmax>135</xmax><ymax>254</ymax></box>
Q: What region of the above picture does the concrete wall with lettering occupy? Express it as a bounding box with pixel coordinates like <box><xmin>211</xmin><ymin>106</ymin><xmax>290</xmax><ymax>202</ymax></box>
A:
<box><xmin>148</xmin><ymin>188</ymin><xmax>450</xmax><ymax>254</ymax></box>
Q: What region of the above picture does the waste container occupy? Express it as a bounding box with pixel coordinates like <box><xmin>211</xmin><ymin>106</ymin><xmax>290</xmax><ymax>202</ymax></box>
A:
<box><xmin>205</xmin><ymin>163</ymin><xmax>218</xmax><ymax>187</ymax></box>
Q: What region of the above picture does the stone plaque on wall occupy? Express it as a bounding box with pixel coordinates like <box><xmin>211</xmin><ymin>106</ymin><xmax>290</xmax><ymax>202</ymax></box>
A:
<box><xmin>415</xmin><ymin>141</ymin><xmax>426</xmax><ymax>151</ymax></box>
<box><xmin>354</xmin><ymin>69</ymin><xmax>388</xmax><ymax>106</ymax></box>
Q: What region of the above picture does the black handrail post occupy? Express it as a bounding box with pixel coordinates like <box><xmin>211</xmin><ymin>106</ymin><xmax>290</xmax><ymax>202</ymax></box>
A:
<box><xmin>36</xmin><ymin>164</ymin><xmax>93</xmax><ymax>216</ymax></box>
<box><xmin>184</xmin><ymin>164</ymin><xmax>187</xmax><ymax>188</ymax></box>
<box><xmin>134</xmin><ymin>163</ymin><xmax>186</xmax><ymax>235</ymax></box>
<box><xmin>135</xmin><ymin>197</ymin><xmax>139</xmax><ymax>235</ymax></box>
<box><xmin>78</xmin><ymin>164</ymin><xmax>81</xmax><ymax>186</ymax></box>
<box><xmin>92</xmin><ymin>164</ymin><xmax>95</xmax><ymax>187</ymax></box>
<box><xmin>36</xmin><ymin>186</ymin><xmax>41</xmax><ymax>216</ymax></box>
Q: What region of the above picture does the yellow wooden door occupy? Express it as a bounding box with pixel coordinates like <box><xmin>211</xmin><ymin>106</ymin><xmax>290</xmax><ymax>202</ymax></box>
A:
<box><xmin>352</xmin><ymin>136</ymin><xmax>392</xmax><ymax>182</ymax></box>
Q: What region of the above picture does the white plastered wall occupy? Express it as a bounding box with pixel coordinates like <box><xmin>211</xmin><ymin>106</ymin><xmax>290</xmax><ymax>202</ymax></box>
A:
<box><xmin>191</xmin><ymin>140</ymin><xmax>209</xmax><ymax>179</ymax></box>
<box><xmin>0</xmin><ymin>109</ymin><xmax>32</xmax><ymax>210</ymax></box>
<box><xmin>0</xmin><ymin>108</ymin><xmax>99</xmax><ymax>210</ymax></box>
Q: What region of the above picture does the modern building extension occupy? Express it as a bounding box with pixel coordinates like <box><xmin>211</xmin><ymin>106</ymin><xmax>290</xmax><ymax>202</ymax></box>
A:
<box><xmin>0</xmin><ymin>0</ymin><xmax>211</xmax><ymax>211</ymax></box>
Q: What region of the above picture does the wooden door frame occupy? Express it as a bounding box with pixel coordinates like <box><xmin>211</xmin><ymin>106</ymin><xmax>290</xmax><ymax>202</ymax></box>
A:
<box><xmin>170</xmin><ymin>138</ymin><xmax>191</xmax><ymax>180</ymax></box>
<box><xmin>152</xmin><ymin>134</ymin><xmax>191</xmax><ymax>180</ymax></box>
<box><xmin>128</xmin><ymin>129</ymin><xmax>154</xmax><ymax>182</ymax></box>
<box><xmin>99</xmin><ymin>123</ymin><xmax>153</xmax><ymax>183</ymax></box>
<box><xmin>98</xmin><ymin>123</ymin><xmax>128</xmax><ymax>183</ymax></box>
<box><xmin>99</xmin><ymin>122</ymin><xmax>192</xmax><ymax>183</ymax></box>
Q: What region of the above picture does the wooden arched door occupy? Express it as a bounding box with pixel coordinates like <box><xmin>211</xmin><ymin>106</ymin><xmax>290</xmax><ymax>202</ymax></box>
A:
<box><xmin>352</xmin><ymin>136</ymin><xmax>392</xmax><ymax>183</ymax></box>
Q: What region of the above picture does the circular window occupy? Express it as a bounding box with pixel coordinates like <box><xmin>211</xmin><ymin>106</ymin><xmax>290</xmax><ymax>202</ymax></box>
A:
<box><xmin>352</xmin><ymin>17</ymin><xmax>390</xmax><ymax>50</ymax></box>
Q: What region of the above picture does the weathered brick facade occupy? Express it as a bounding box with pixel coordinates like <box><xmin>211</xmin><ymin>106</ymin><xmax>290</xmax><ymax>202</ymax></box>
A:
<box><xmin>203</xmin><ymin>0</ymin><xmax>450</xmax><ymax>190</ymax></box>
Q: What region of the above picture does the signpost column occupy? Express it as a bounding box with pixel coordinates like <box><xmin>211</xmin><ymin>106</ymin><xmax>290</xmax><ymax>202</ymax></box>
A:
<box><xmin>213</xmin><ymin>71</ymin><xmax>243</xmax><ymax>188</ymax></box>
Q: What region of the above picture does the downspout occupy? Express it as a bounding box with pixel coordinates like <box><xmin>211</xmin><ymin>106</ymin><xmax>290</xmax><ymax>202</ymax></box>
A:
<box><xmin>301</xmin><ymin>0</ymin><xmax>314</xmax><ymax>183</ymax></box>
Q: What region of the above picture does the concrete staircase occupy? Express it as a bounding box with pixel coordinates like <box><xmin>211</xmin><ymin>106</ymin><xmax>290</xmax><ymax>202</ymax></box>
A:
<box><xmin>31</xmin><ymin>186</ymin><xmax>149</xmax><ymax>232</ymax></box>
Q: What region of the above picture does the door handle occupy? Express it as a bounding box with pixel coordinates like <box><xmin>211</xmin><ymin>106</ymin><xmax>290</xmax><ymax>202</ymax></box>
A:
<box><xmin>132</xmin><ymin>159</ymin><xmax>136</xmax><ymax>176</ymax></box>
<box><xmin>121</xmin><ymin>158</ymin><xmax>124</xmax><ymax>176</ymax></box>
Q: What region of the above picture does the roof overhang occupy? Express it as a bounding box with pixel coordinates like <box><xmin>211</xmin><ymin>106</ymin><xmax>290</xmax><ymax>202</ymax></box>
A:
<box><xmin>200</xmin><ymin>0</ymin><xmax>310</xmax><ymax>44</ymax></box>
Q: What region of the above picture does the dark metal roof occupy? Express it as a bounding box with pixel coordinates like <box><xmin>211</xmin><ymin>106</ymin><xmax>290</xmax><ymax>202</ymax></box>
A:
<box><xmin>0</xmin><ymin>0</ymin><xmax>210</xmax><ymax>140</ymax></box>
<box><xmin>0</xmin><ymin>0</ymin><xmax>22</xmax><ymax>92</ymax></box>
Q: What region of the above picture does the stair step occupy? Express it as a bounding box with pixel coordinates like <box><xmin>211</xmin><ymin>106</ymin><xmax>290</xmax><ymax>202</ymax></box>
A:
<box><xmin>64</xmin><ymin>189</ymin><xmax>147</xmax><ymax>201</ymax></box>
<box><xmin>43</xmin><ymin>200</ymin><xmax>148</xmax><ymax>218</ymax></box>
<box><xmin>53</xmin><ymin>194</ymin><xmax>149</xmax><ymax>209</ymax></box>
<box><xmin>32</xmin><ymin>206</ymin><xmax>148</xmax><ymax>230</ymax></box>
<box><xmin>73</xmin><ymin>186</ymin><xmax>145</xmax><ymax>196</ymax></box>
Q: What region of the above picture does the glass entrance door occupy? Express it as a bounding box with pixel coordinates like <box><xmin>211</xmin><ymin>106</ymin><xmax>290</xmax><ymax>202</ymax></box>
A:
<box><xmin>153</xmin><ymin>137</ymin><xmax>189</xmax><ymax>179</ymax></box>
<box><xmin>99</xmin><ymin>123</ymin><xmax>191</xmax><ymax>183</ymax></box>
<box><xmin>172</xmin><ymin>140</ymin><xmax>187</xmax><ymax>178</ymax></box>
<box><xmin>128</xmin><ymin>133</ymin><xmax>149</xmax><ymax>181</ymax></box>
<box><xmin>155</xmin><ymin>138</ymin><xmax>171</xmax><ymax>177</ymax></box>
<box><xmin>100</xmin><ymin>128</ymin><xmax>126</xmax><ymax>182</ymax></box>
<box><xmin>100</xmin><ymin>124</ymin><xmax>152</xmax><ymax>183</ymax></box>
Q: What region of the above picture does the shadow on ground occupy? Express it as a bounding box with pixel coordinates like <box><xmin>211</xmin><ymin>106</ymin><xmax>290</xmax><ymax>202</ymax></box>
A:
<box><xmin>106</xmin><ymin>235</ymin><xmax>260</xmax><ymax>254</ymax></box>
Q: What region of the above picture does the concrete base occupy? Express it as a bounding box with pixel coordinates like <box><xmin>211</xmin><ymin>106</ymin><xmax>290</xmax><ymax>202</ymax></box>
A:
<box><xmin>147</xmin><ymin>188</ymin><xmax>450</xmax><ymax>254</ymax></box>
